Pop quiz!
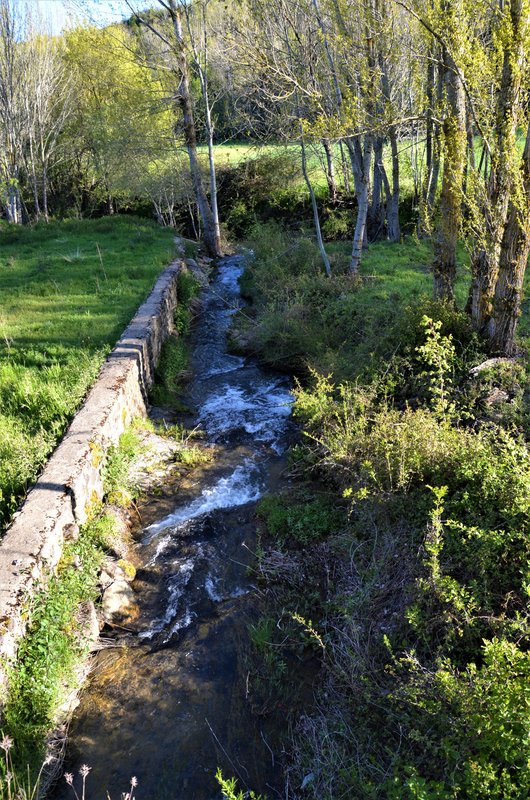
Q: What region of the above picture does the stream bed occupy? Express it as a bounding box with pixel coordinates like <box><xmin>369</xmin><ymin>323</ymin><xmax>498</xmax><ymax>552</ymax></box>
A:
<box><xmin>56</xmin><ymin>256</ymin><xmax>295</xmax><ymax>800</ymax></box>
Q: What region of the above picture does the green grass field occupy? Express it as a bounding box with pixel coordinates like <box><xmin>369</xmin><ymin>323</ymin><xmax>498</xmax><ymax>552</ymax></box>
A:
<box><xmin>199</xmin><ymin>139</ymin><xmax>420</xmax><ymax>195</ymax></box>
<box><xmin>0</xmin><ymin>215</ymin><xmax>175</xmax><ymax>532</ymax></box>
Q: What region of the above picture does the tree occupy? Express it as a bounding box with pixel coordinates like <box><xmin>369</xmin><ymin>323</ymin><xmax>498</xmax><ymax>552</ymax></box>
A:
<box><xmin>0</xmin><ymin>0</ymin><xmax>27</xmax><ymax>223</ymax></box>
<box><xmin>24</xmin><ymin>33</ymin><xmax>73</xmax><ymax>221</ymax></box>
<box><xmin>468</xmin><ymin>0</ymin><xmax>530</xmax><ymax>334</ymax></box>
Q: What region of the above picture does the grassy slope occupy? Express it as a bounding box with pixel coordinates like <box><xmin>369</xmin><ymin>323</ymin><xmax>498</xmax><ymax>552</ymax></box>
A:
<box><xmin>0</xmin><ymin>215</ymin><xmax>174</xmax><ymax>531</ymax></box>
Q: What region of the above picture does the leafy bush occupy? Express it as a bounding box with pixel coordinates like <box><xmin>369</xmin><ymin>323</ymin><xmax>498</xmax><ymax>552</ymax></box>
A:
<box><xmin>390</xmin><ymin>639</ymin><xmax>530</xmax><ymax>799</ymax></box>
<box><xmin>218</xmin><ymin>152</ymin><xmax>301</xmax><ymax>237</ymax></box>
<box><xmin>257</xmin><ymin>490</ymin><xmax>344</xmax><ymax>547</ymax></box>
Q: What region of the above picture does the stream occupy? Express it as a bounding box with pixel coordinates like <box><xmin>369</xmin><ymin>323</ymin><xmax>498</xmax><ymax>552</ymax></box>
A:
<box><xmin>55</xmin><ymin>256</ymin><xmax>295</xmax><ymax>800</ymax></box>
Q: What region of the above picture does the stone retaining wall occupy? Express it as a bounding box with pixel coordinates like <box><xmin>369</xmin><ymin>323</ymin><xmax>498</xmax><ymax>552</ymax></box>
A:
<box><xmin>0</xmin><ymin>261</ymin><xmax>181</xmax><ymax>693</ymax></box>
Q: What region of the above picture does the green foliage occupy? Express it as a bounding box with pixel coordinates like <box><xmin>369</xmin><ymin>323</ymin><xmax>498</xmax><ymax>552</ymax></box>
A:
<box><xmin>175</xmin><ymin>270</ymin><xmax>201</xmax><ymax>336</ymax></box>
<box><xmin>150</xmin><ymin>335</ymin><xmax>189</xmax><ymax>407</ymax></box>
<box><xmin>150</xmin><ymin>270</ymin><xmax>200</xmax><ymax>407</ymax></box>
<box><xmin>415</xmin><ymin>317</ymin><xmax>457</xmax><ymax>416</ymax></box>
<box><xmin>286</xmin><ymin>325</ymin><xmax>530</xmax><ymax>797</ymax></box>
<box><xmin>236</xmin><ymin>224</ymin><xmax>474</xmax><ymax>379</ymax></box>
<box><xmin>215</xmin><ymin>769</ymin><xmax>266</xmax><ymax>800</ymax></box>
<box><xmin>391</xmin><ymin>639</ymin><xmax>530</xmax><ymax>799</ymax></box>
<box><xmin>175</xmin><ymin>444</ymin><xmax>211</xmax><ymax>466</ymax></box>
<box><xmin>2</xmin><ymin>512</ymin><xmax>116</xmax><ymax>779</ymax></box>
<box><xmin>0</xmin><ymin>216</ymin><xmax>174</xmax><ymax>531</ymax></box>
<box><xmin>321</xmin><ymin>207</ymin><xmax>353</xmax><ymax>240</ymax></box>
<box><xmin>257</xmin><ymin>491</ymin><xmax>343</xmax><ymax>547</ymax></box>
<box><xmin>219</xmin><ymin>151</ymin><xmax>301</xmax><ymax>238</ymax></box>
<box><xmin>103</xmin><ymin>428</ymin><xmax>143</xmax><ymax>506</ymax></box>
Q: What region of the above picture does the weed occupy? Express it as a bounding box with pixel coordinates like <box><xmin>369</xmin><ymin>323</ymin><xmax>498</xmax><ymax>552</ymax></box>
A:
<box><xmin>175</xmin><ymin>445</ymin><xmax>211</xmax><ymax>467</ymax></box>
<box><xmin>2</xmin><ymin>512</ymin><xmax>117</xmax><ymax>780</ymax></box>
<box><xmin>102</xmin><ymin>429</ymin><xmax>144</xmax><ymax>506</ymax></box>
<box><xmin>149</xmin><ymin>335</ymin><xmax>189</xmax><ymax>406</ymax></box>
<box><xmin>216</xmin><ymin>769</ymin><xmax>265</xmax><ymax>800</ymax></box>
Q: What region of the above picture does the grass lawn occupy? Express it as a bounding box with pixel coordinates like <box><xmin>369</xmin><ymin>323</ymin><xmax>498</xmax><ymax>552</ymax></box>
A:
<box><xmin>0</xmin><ymin>215</ymin><xmax>175</xmax><ymax>532</ymax></box>
<box><xmin>244</xmin><ymin>218</ymin><xmax>530</xmax><ymax>383</ymax></box>
<box><xmin>200</xmin><ymin>140</ymin><xmax>420</xmax><ymax>195</ymax></box>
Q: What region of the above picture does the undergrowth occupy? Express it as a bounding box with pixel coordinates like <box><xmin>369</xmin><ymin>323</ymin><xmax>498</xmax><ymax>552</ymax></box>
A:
<box><xmin>150</xmin><ymin>269</ymin><xmax>200</xmax><ymax>407</ymax></box>
<box><xmin>239</xmin><ymin>223</ymin><xmax>530</xmax><ymax>798</ymax></box>
<box><xmin>1</xmin><ymin>512</ymin><xmax>116</xmax><ymax>784</ymax></box>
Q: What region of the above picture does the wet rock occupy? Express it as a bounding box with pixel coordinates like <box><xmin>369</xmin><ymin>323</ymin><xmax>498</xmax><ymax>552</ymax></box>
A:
<box><xmin>102</xmin><ymin>579</ymin><xmax>135</xmax><ymax>622</ymax></box>
<box><xmin>117</xmin><ymin>559</ymin><xmax>136</xmax><ymax>582</ymax></box>
<box><xmin>100</xmin><ymin>558</ymin><xmax>135</xmax><ymax>588</ymax></box>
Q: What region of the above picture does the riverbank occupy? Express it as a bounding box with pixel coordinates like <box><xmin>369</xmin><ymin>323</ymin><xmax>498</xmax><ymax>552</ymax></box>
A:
<box><xmin>235</xmin><ymin>226</ymin><xmax>530</xmax><ymax>799</ymax></box>
<box><xmin>0</xmin><ymin>257</ymin><xmax>205</xmax><ymax>795</ymax></box>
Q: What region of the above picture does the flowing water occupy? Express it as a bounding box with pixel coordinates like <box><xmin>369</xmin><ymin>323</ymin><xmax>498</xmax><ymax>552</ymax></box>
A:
<box><xmin>56</xmin><ymin>256</ymin><xmax>295</xmax><ymax>800</ymax></box>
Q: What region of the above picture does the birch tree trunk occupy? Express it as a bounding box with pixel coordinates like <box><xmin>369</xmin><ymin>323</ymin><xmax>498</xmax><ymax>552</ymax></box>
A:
<box><xmin>348</xmin><ymin>136</ymin><xmax>373</xmax><ymax>275</ymax></box>
<box><xmin>301</xmin><ymin>137</ymin><xmax>331</xmax><ymax>276</ymax></box>
<box><xmin>322</xmin><ymin>137</ymin><xmax>337</xmax><ymax>203</ymax></box>
<box><xmin>370</xmin><ymin>137</ymin><xmax>385</xmax><ymax>239</ymax></box>
<box><xmin>184</xmin><ymin>1</ymin><xmax>222</xmax><ymax>255</ymax></box>
<box><xmin>167</xmin><ymin>0</ymin><xmax>220</xmax><ymax>258</ymax></box>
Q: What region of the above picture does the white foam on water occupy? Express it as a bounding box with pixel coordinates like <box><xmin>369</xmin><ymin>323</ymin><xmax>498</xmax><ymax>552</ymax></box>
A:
<box><xmin>164</xmin><ymin>608</ymin><xmax>196</xmax><ymax>642</ymax></box>
<box><xmin>198</xmin><ymin>382</ymin><xmax>293</xmax><ymax>443</ymax></box>
<box><xmin>205</xmin><ymin>573</ymin><xmax>223</xmax><ymax>602</ymax></box>
<box><xmin>203</xmin><ymin>355</ymin><xmax>245</xmax><ymax>378</ymax></box>
<box><xmin>144</xmin><ymin>460</ymin><xmax>262</xmax><ymax>543</ymax></box>
<box><xmin>138</xmin><ymin>558</ymin><xmax>195</xmax><ymax>640</ymax></box>
<box><xmin>218</xmin><ymin>262</ymin><xmax>244</xmax><ymax>293</ymax></box>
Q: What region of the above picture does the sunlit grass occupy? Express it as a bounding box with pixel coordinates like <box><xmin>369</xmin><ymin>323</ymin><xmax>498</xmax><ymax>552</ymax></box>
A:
<box><xmin>0</xmin><ymin>216</ymin><xmax>175</xmax><ymax>531</ymax></box>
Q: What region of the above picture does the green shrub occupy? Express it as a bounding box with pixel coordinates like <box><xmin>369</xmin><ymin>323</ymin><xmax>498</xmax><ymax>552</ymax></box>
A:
<box><xmin>391</xmin><ymin>639</ymin><xmax>530</xmax><ymax>799</ymax></box>
<box><xmin>257</xmin><ymin>490</ymin><xmax>344</xmax><ymax>547</ymax></box>
<box><xmin>103</xmin><ymin>428</ymin><xmax>143</xmax><ymax>505</ymax></box>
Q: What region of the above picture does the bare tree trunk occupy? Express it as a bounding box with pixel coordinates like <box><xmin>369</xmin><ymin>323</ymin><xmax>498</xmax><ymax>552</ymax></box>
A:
<box><xmin>370</xmin><ymin>137</ymin><xmax>385</xmax><ymax>240</ymax></box>
<box><xmin>487</xmin><ymin>119</ymin><xmax>530</xmax><ymax>355</ymax></box>
<box><xmin>322</xmin><ymin>137</ymin><xmax>337</xmax><ymax>203</ymax></box>
<box><xmin>42</xmin><ymin>159</ymin><xmax>48</xmax><ymax>222</ymax></box>
<box><xmin>27</xmin><ymin>136</ymin><xmax>40</xmax><ymax>219</ymax></box>
<box><xmin>420</xmin><ymin>48</ymin><xmax>442</xmax><ymax>233</ymax></box>
<box><xmin>5</xmin><ymin>175</ymin><xmax>21</xmax><ymax>223</ymax></box>
<box><xmin>167</xmin><ymin>0</ymin><xmax>220</xmax><ymax>258</ymax></box>
<box><xmin>348</xmin><ymin>136</ymin><xmax>373</xmax><ymax>275</ymax></box>
<box><xmin>185</xmin><ymin>0</ymin><xmax>222</xmax><ymax>254</ymax></box>
<box><xmin>339</xmin><ymin>140</ymin><xmax>351</xmax><ymax>194</ymax></box>
<box><xmin>301</xmin><ymin>136</ymin><xmax>331</xmax><ymax>276</ymax></box>
<box><xmin>433</xmin><ymin>45</ymin><xmax>466</xmax><ymax>303</ymax></box>
<box><xmin>387</xmin><ymin>125</ymin><xmax>400</xmax><ymax>242</ymax></box>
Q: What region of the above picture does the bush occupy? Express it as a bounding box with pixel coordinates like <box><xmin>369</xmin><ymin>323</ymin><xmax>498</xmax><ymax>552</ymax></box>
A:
<box><xmin>257</xmin><ymin>490</ymin><xmax>344</xmax><ymax>547</ymax></box>
<box><xmin>391</xmin><ymin>639</ymin><xmax>530</xmax><ymax>799</ymax></box>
